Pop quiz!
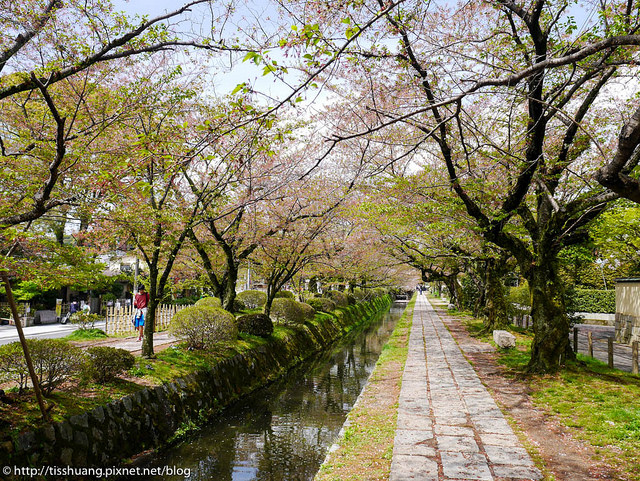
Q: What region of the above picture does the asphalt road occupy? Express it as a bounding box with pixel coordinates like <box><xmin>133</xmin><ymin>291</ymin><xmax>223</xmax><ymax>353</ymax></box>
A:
<box><xmin>0</xmin><ymin>320</ymin><xmax>106</xmax><ymax>346</ymax></box>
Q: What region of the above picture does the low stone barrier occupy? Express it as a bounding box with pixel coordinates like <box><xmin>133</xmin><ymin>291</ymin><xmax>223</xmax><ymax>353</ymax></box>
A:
<box><xmin>615</xmin><ymin>312</ymin><xmax>640</xmax><ymax>345</ymax></box>
<box><xmin>2</xmin><ymin>296</ymin><xmax>391</xmax><ymax>469</ymax></box>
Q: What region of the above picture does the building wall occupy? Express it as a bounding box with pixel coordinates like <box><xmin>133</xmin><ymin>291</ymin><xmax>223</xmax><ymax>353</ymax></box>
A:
<box><xmin>615</xmin><ymin>280</ymin><xmax>640</xmax><ymax>344</ymax></box>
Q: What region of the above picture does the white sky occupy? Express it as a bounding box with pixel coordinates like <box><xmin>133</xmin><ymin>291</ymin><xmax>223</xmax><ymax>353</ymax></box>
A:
<box><xmin>113</xmin><ymin>0</ymin><xmax>297</xmax><ymax>100</ymax></box>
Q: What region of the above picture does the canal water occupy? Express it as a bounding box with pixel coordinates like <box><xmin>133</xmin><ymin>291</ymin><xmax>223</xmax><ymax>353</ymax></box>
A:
<box><xmin>139</xmin><ymin>302</ymin><xmax>406</xmax><ymax>481</ymax></box>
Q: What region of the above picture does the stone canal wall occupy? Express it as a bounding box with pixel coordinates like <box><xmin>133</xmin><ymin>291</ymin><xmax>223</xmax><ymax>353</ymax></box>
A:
<box><xmin>3</xmin><ymin>296</ymin><xmax>391</xmax><ymax>469</ymax></box>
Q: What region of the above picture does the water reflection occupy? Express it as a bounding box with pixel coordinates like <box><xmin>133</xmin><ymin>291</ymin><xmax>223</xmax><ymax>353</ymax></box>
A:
<box><xmin>138</xmin><ymin>303</ymin><xmax>405</xmax><ymax>481</ymax></box>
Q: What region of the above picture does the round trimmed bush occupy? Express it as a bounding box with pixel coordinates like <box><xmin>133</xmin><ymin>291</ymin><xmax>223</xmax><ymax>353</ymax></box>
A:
<box><xmin>327</xmin><ymin>290</ymin><xmax>348</xmax><ymax>307</ymax></box>
<box><xmin>307</xmin><ymin>297</ymin><xmax>336</xmax><ymax>313</ymax></box>
<box><xmin>270</xmin><ymin>298</ymin><xmax>306</xmax><ymax>325</ymax></box>
<box><xmin>353</xmin><ymin>288</ymin><xmax>368</xmax><ymax>301</ymax></box>
<box><xmin>195</xmin><ymin>296</ymin><xmax>222</xmax><ymax>309</ymax></box>
<box><xmin>275</xmin><ymin>290</ymin><xmax>295</xmax><ymax>299</ymax></box>
<box><xmin>237</xmin><ymin>290</ymin><xmax>267</xmax><ymax>309</ymax></box>
<box><xmin>236</xmin><ymin>313</ymin><xmax>274</xmax><ymax>338</ymax></box>
<box><xmin>169</xmin><ymin>305</ymin><xmax>237</xmax><ymax>349</ymax></box>
<box><xmin>298</xmin><ymin>302</ymin><xmax>316</xmax><ymax>321</ymax></box>
<box><xmin>83</xmin><ymin>346</ymin><xmax>135</xmax><ymax>384</ymax></box>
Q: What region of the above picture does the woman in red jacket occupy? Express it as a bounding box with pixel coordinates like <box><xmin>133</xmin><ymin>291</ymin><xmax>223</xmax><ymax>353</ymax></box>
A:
<box><xmin>133</xmin><ymin>286</ymin><xmax>149</xmax><ymax>341</ymax></box>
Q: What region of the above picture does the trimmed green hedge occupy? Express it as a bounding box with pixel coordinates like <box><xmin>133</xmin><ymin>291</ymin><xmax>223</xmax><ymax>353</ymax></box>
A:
<box><xmin>509</xmin><ymin>284</ymin><xmax>616</xmax><ymax>314</ymax></box>
<box><xmin>566</xmin><ymin>288</ymin><xmax>615</xmax><ymax>314</ymax></box>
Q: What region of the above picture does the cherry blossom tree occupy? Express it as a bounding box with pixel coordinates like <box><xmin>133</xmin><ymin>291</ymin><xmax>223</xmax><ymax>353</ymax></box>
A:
<box><xmin>184</xmin><ymin>101</ymin><xmax>302</xmax><ymax>311</ymax></box>
<box><xmin>277</xmin><ymin>0</ymin><xmax>640</xmax><ymax>372</ymax></box>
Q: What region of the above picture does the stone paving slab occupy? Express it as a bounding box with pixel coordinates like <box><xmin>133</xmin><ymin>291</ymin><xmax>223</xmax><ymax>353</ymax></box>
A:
<box><xmin>390</xmin><ymin>296</ymin><xmax>543</xmax><ymax>480</ymax></box>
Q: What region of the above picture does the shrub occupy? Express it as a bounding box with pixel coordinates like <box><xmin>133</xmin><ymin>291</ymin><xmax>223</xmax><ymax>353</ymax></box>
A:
<box><xmin>83</xmin><ymin>346</ymin><xmax>135</xmax><ymax>383</ymax></box>
<box><xmin>236</xmin><ymin>313</ymin><xmax>273</xmax><ymax>338</ymax></box>
<box><xmin>0</xmin><ymin>339</ymin><xmax>83</xmax><ymax>395</ymax></box>
<box><xmin>275</xmin><ymin>290</ymin><xmax>295</xmax><ymax>299</ymax></box>
<box><xmin>352</xmin><ymin>288</ymin><xmax>368</xmax><ymax>302</ymax></box>
<box><xmin>508</xmin><ymin>283</ymin><xmax>531</xmax><ymax>307</ymax></box>
<box><xmin>195</xmin><ymin>296</ymin><xmax>222</xmax><ymax>309</ymax></box>
<box><xmin>327</xmin><ymin>290</ymin><xmax>349</xmax><ymax>307</ymax></box>
<box><xmin>236</xmin><ymin>290</ymin><xmax>267</xmax><ymax>309</ymax></box>
<box><xmin>372</xmin><ymin>287</ymin><xmax>387</xmax><ymax>298</ymax></box>
<box><xmin>307</xmin><ymin>297</ymin><xmax>336</xmax><ymax>313</ymax></box>
<box><xmin>169</xmin><ymin>305</ymin><xmax>237</xmax><ymax>349</ymax></box>
<box><xmin>270</xmin><ymin>298</ymin><xmax>306</xmax><ymax>325</ymax></box>
<box><xmin>70</xmin><ymin>311</ymin><xmax>101</xmax><ymax>330</ymax></box>
<box><xmin>0</xmin><ymin>342</ymin><xmax>28</xmax><ymax>391</ymax></box>
<box><xmin>346</xmin><ymin>293</ymin><xmax>356</xmax><ymax>306</ymax></box>
<box><xmin>566</xmin><ymin>288</ymin><xmax>616</xmax><ymax>314</ymax></box>
<box><xmin>298</xmin><ymin>302</ymin><xmax>316</xmax><ymax>321</ymax></box>
<box><xmin>233</xmin><ymin>298</ymin><xmax>246</xmax><ymax>311</ymax></box>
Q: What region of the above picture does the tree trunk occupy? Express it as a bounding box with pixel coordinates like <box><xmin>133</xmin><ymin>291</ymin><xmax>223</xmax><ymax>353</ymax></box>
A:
<box><xmin>482</xmin><ymin>259</ymin><xmax>510</xmax><ymax>332</ymax></box>
<box><xmin>526</xmin><ymin>259</ymin><xmax>574</xmax><ymax>372</ymax></box>
<box><xmin>443</xmin><ymin>275</ymin><xmax>461</xmax><ymax>308</ymax></box>
<box><xmin>263</xmin><ymin>289</ymin><xmax>274</xmax><ymax>317</ymax></box>
<box><xmin>142</xmin><ymin>269</ymin><xmax>158</xmax><ymax>358</ymax></box>
<box><xmin>222</xmin><ymin>263</ymin><xmax>238</xmax><ymax>312</ymax></box>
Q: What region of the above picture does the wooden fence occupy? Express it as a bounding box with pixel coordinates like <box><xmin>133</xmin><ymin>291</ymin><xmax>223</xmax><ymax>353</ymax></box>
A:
<box><xmin>105</xmin><ymin>304</ymin><xmax>186</xmax><ymax>335</ymax></box>
<box><xmin>572</xmin><ymin>326</ymin><xmax>639</xmax><ymax>375</ymax></box>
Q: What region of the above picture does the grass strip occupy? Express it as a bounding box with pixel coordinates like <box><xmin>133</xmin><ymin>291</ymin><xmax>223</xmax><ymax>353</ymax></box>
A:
<box><xmin>456</xmin><ymin>313</ymin><xmax>640</xmax><ymax>481</ymax></box>
<box><xmin>315</xmin><ymin>295</ymin><xmax>415</xmax><ymax>481</ymax></box>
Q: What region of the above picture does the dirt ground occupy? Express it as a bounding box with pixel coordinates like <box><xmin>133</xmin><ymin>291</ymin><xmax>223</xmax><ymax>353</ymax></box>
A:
<box><xmin>436</xmin><ymin>307</ymin><xmax>622</xmax><ymax>481</ymax></box>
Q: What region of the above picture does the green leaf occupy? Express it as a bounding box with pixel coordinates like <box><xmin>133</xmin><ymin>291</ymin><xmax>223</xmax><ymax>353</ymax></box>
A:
<box><xmin>243</xmin><ymin>51</ymin><xmax>257</xmax><ymax>62</ymax></box>
<box><xmin>232</xmin><ymin>82</ymin><xmax>245</xmax><ymax>95</ymax></box>
<box><xmin>262</xmin><ymin>64</ymin><xmax>276</xmax><ymax>76</ymax></box>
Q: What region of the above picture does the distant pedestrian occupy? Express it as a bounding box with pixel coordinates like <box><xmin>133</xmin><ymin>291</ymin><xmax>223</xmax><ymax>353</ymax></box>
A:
<box><xmin>134</xmin><ymin>286</ymin><xmax>150</xmax><ymax>341</ymax></box>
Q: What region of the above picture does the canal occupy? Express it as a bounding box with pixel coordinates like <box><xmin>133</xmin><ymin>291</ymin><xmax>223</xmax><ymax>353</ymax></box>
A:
<box><xmin>139</xmin><ymin>302</ymin><xmax>406</xmax><ymax>480</ymax></box>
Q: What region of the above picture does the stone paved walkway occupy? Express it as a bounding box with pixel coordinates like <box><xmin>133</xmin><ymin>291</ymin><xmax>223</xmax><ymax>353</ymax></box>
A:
<box><xmin>390</xmin><ymin>296</ymin><xmax>542</xmax><ymax>481</ymax></box>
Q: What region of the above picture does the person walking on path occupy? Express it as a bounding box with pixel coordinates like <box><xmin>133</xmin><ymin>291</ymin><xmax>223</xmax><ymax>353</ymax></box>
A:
<box><xmin>133</xmin><ymin>286</ymin><xmax>149</xmax><ymax>341</ymax></box>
